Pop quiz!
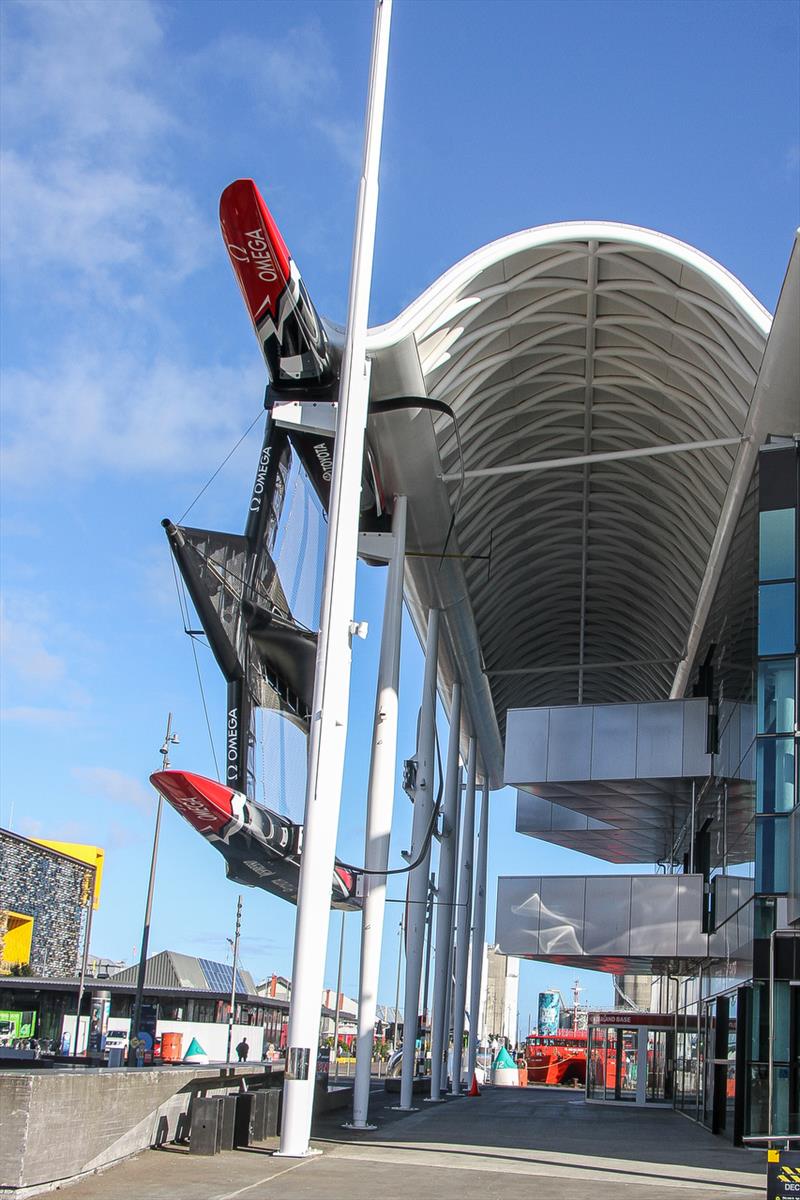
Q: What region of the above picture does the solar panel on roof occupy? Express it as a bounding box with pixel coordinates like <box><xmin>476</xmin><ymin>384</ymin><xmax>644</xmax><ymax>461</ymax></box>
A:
<box><xmin>198</xmin><ymin>958</ymin><xmax>248</xmax><ymax>994</ymax></box>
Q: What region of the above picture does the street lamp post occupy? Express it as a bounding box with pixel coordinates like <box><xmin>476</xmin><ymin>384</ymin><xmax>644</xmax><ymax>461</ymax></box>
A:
<box><xmin>128</xmin><ymin>713</ymin><xmax>179</xmax><ymax>1065</ymax></box>
<box><xmin>226</xmin><ymin>895</ymin><xmax>243</xmax><ymax>1065</ymax></box>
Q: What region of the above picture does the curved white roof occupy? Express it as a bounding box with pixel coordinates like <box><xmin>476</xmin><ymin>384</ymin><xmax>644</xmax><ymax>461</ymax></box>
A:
<box><xmin>366</xmin><ymin>222</ymin><xmax>783</xmax><ymax>787</ymax></box>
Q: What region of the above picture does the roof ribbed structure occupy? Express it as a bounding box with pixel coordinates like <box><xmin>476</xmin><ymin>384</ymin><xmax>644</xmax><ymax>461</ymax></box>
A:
<box><xmin>367</xmin><ymin>223</ymin><xmax>775</xmax><ymax>782</ymax></box>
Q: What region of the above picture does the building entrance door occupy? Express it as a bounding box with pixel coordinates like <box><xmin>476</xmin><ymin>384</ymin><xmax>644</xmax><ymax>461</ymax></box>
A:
<box><xmin>614</xmin><ymin>1028</ymin><xmax>639</xmax><ymax>1101</ymax></box>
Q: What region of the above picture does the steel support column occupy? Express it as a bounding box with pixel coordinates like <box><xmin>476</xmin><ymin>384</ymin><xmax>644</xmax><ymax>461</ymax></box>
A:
<box><xmin>398</xmin><ymin>610</ymin><xmax>440</xmax><ymax>1109</ymax></box>
<box><xmin>450</xmin><ymin>738</ymin><xmax>477</xmax><ymax>1095</ymax></box>
<box><xmin>278</xmin><ymin>0</ymin><xmax>392</xmax><ymax>1157</ymax></box>
<box><xmin>467</xmin><ymin>781</ymin><xmax>489</xmax><ymax>1082</ymax></box>
<box><xmin>350</xmin><ymin>497</ymin><xmax>407</xmax><ymax>1129</ymax></box>
<box><xmin>428</xmin><ymin>684</ymin><xmax>462</xmax><ymax>1101</ymax></box>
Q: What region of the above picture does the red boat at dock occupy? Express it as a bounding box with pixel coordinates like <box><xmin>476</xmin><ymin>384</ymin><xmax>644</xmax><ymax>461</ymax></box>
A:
<box><xmin>523</xmin><ymin>1030</ymin><xmax>587</xmax><ymax>1086</ymax></box>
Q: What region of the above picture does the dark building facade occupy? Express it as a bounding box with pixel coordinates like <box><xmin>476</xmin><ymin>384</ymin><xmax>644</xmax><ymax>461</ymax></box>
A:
<box><xmin>0</xmin><ymin>830</ymin><xmax>93</xmax><ymax>978</ymax></box>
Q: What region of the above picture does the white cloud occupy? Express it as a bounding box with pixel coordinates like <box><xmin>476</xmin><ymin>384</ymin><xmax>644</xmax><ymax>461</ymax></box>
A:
<box><xmin>0</xmin><ymin>705</ymin><xmax>80</xmax><ymax>727</ymax></box>
<box><xmin>0</xmin><ymin>597</ymin><xmax>66</xmax><ymax>685</ymax></box>
<box><xmin>72</xmin><ymin>766</ymin><xmax>154</xmax><ymax>813</ymax></box>
<box><xmin>0</xmin><ymin>150</ymin><xmax>210</xmax><ymax>298</ymax></box>
<box><xmin>1</xmin><ymin>350</ymin><xmax>263</xmax><ymax>483</ymax></box>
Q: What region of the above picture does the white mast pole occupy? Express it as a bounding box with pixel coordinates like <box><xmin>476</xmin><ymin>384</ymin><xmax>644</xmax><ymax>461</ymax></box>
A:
<box><xmin>350</xmin><ymin>496</ymin><xmax>407</xmax><ymax>1129</ymax></box>
<box><xmin>427</xmin><ymin>683</ymin><xmax>462</xmax><ymax>1101</ymax></box>
<box><xmin>467</xmin><ymin>782</ymin><xmax>489</xmax><ymax>1081</ymax></box>
<box><xmin>279</xmin><ymin>0</ymin><xmax>392</xmax><ymax>1157</ymax></box>
<box><xmin>398</xmin><ymin>610</ymin><xmax>440</xmax><ymax>1109</ymax></box>
<box><xmin>450</xmin><ymin>737</ymin><xmax>477</xmax><ymax>1094</ymax></box>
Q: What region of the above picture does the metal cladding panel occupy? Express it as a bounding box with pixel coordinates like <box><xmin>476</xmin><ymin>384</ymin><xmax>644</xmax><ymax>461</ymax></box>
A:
<box><xmin>537</xmin><ymin>877</ymin><xmax>586</xmax><ymax>957</ymax></box>
<box><xmin>495</xmin><ymin>876</ymin><xmax>543</xmax><ymax>957</ymax></box>
<box><xmin>591</xmin><ymin>704</ymin><xmax>638</xmax><ymax>779</ymax></box>
<box><xmin>739</xmin><ymin>704</ymin><xmax>756</xmax><ymax>781</ymax></box>
<box><xmin>516</xmin><ymin>793</ymin><xmax>555</xmax><ymax>833</ymax></box>
<box><xmin>629</xmin><ymin>876</ymin><xmax>680</xmax><ymax>957</ymax></box>
<box><xmin>583</xmin><ymin>876</ymin><xmax>632</xmax><ymax>956</ymax></box>
<box><xmin>635</xmin><ymin>702</ymin><xmax>685</xmax><ymax>778</ymax></box>
<box><xmin>682</xmin><ymin>698</ymin><xmax>712</xmax><ymax>776</ymax></box>
<box><xmin>504</xmin><ymin>708</ymin><xmax>550</xmax><ymax>784</ymax></box>
<box><xmin>547</xmin><ymin>706</ymin><xmax>593</xmax><ymax>781</ymax></box>
<box><xmin>675</xmin><ymin>875</ymin><xmax>708</xmax><ymax>957</ymax></box>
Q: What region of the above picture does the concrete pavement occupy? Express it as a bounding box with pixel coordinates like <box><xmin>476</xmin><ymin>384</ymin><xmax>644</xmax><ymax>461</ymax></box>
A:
<box><xmin>43</xmin><ymin>1085</ymin><xmax>766</xmax><ymax>1200</ymax></box>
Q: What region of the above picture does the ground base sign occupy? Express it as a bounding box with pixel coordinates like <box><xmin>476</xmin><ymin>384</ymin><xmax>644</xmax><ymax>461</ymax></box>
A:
<box><xmin>767</xmin><ymin>1150</ymin><xmax>800</xmax><ymax>1199</ymax></box>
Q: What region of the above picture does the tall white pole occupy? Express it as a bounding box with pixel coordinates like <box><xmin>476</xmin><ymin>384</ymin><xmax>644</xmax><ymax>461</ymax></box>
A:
<box><xmin>279</xmin><ymin>0</ymin><xmax>392</xmax><ymax>1157</ymax></box>
<box><xmin>440</xmin><ymin>941</ymin><xmax>455</xmax><ymax>1091</ymax></box>
<box><xmin>351</xmin><ymin>496</ymin><xmax>407</xmax><ymax>1128</ymax></box>
<box><xmin>428</xmin><ymin>684</ymin><xmax>462</xmax><ymax>1101</ymax></box>
<box><xmin>467</xmin><ymin>783</ymin><xmax>489</xmax><ymax>1082</ymax></box>
<box><xmin>398</xmin><ymin>609</ymin><xmax>440</xmax><ymax>1109</ymax></box>
<box><xmin>450</xmin><ymin>737</ymin><xmax>477</xmax><ymax>1094</ymax></box>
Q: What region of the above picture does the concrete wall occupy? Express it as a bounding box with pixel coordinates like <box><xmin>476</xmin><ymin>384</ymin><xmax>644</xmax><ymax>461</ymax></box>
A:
<box><xmin>0</xmin><ymin>1063</ymin><xmax>278</xmax><ymax>1195</ymax></box>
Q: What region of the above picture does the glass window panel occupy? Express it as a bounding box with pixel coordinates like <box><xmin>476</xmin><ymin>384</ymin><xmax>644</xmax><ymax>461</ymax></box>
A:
<box><xmin>757</xmin><ymin>738</ymin><xmax>796</xmax><ymax>813</ymax></box>
<box><xmin>760</xmin><ymin>509</ymin><xmax>796</xmax><ymax>581</ymax></box>
<box><xmin>756</xmin><ymin>816</ymin><xmax>789</xmax><ymax>893</ymax></box>
<box><xmin>758</xmin><ymin>659</ymin><xmax>796</xmax><ymax>733</ymax></box>
<box><xmin>759</xmin><ymin>584</ymin><xmax>796</xmax><ymax>655</ymax></box>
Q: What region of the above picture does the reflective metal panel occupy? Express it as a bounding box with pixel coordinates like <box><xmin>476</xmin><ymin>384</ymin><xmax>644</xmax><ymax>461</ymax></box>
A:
<box><xmin>504</xmin><ymin>707</ymin><xmax>549</xmax><ymax>785</ymax></box>
<box><xmin>583</xmin><ymin>876</ymin><xmax>632</xmax><ymax>956</ymax></box>
<box><xmin>591</xmin><ymin>704</ymin><xmax>637</xmax><ymax>779</ymax></box>
<box><xmin>675</xmin><ymin>875</ymin><xmax>709</xmax><ymax>957</ymax></box>
<box><xmin>495</xmin><ymin>876</ymin><xmax>543</xmax><ymax>956</ymax></box>
<box><xmin>629</xmin><ymin>875</ymin><xmax>680</xmax><ymax>956</ymax></box>
<box><xmin>538</xmin><ymin>877</ymin><xmax>586</xmax><ymax>956</ymax></box>
<box><xmin>635</xmin><ymin>701</ymin><xmax>685</xmax><ymax>778</ymax></box>
<box><xmin>547</xmin><ymin>706</ymin><xmax>592</xmax><ymax>781</ymax></box>
<box><xmin>682</xmin><ymin>698</ymin><xmax>712</xmax><ymax>776</ymax></box>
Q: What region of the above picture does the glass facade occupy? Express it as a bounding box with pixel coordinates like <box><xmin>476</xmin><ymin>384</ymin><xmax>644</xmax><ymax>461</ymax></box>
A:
<box><xmin>673</xmin><ymin>442</ymin><xmax>799</xmax><ymax>1144</ymax></box>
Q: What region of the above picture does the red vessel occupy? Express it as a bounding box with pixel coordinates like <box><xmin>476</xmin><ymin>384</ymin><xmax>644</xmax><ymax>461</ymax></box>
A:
<box><xmin>523</xmin><ymin>1030</ymin><xmax>587</xmax><ymax>1086</ymax></box>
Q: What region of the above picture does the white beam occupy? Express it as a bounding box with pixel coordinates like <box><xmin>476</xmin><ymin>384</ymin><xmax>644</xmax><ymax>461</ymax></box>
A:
<box><xmin>278</xmin><ymin>0</ymin><xmax>392</xmax><ymax>1158</ymax></box>
<box><xmin>450</xmin><ymin>738</ymin><xmax>477</xmax><ymax>1095</ymax></box>
<box><xmin>398</xmin><ymin>610</ymin><xmax>440</xmax><ymax>1109</ymax></box>
<box><xmin>350</xmin><ymin>497</ymin><xmax>407</xmax><ymax>1129</ymax></box>
<box><xmin>440</xmin><ymin>435</ymin><xmax>745</xmax><ymax>482</ymax></box>
<box><xmin>427</xmin><ymin>684</ymin><xmax>462</xmax><ymax>1102</ymax></box>
<box><xmin>466</xmin><ymin>782</ymin><xmax>489</xmax><ymax>1082</ymax></box>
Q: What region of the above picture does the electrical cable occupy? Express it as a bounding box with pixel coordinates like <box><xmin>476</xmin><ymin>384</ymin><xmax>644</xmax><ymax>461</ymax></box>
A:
<box><xmin>177</xmin><ymin>407</ymin><xmax>265</xmax><ymax>524</ymax></box>
<box><xmin>338</xmin><ymin>719</ymin><xmax>445</xmax><ymax>879</ymax></box>
<box><xmin>169</xmin><ymin>542</ymin><xmax>222</xmax><ymax>781</ymax></box>
<box><xmin>368</xmin><ymin>395</ymin><xmax>466</xmax><ymax>564</ymax></box>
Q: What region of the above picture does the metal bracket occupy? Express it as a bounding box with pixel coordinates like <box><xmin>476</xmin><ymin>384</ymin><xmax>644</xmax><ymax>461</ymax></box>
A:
<box><xmin>358</xmin><ymin>531</ymin><xmax>395</xmax><ymax>563</ymax></box>
<box><xmin>402</xmin><ymin>758</ymin><xmax>417</xmax><ymax>798</ymax></box>
<box><xmin>272</xmin><ymin>399</ymin><xmax>337</xmax><ymax>438</ymax></box>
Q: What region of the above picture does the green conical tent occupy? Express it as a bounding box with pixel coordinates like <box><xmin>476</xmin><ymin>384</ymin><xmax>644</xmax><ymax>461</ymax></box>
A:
<box><xmin>183</xmin><ymin>1037</ymin><xmax>209</xmax><ymax>1064</ymax></box>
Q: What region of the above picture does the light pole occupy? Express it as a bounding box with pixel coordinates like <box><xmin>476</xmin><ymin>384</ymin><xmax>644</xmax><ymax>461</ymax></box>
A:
<box><xmin>129</xmin><ymin>713</ymin><xmax>179</xmax><ymax>1065</ymax></box>
<box><xmin>393</xmin><ymin>915</ymin><xmax>403</xmax><ymax>1051</ymax></box>
<box><xmin>226</xmin><ymin>895</ymin><xmax>243</xmax><ymax>1065</ymax></box>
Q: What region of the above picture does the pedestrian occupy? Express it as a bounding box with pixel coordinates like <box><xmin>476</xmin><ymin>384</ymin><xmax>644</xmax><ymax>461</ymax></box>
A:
<box><xmin>236</xmin><ymin>1037</ymin><xmax>249</xmax><ymax>1062</ymax></box>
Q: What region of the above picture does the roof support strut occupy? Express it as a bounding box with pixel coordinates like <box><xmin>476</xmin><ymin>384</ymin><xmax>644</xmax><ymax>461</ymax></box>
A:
<box><xmin>440</xmin><ymin>435</ymin><xmax>746</xmax><ymax>482</ymax></box>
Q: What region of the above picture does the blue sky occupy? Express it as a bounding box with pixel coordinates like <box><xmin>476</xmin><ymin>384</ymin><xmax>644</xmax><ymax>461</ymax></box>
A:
<box><xmin>1</xmin><ymin>0</ymin><xmax>798</xmax><ymax>1026</ymax></box>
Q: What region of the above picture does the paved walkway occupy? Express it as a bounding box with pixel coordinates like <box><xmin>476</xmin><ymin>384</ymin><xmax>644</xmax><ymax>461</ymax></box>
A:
<box><xmin>53</xmin><ymin>1085</ymin><xmax>766</xmax><ymax>1200</ymax></box>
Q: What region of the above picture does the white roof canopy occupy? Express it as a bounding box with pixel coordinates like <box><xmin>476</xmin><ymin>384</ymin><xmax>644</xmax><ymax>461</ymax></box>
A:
<box><xmin>366</xmin><ymin>223</ymin><xmax>793</xmax><ymax>787</ymax></box>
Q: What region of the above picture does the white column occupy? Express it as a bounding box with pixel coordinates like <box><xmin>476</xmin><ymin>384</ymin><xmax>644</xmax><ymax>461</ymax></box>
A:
<box><xmin>428</xmin><ymin>684</ymin><xmax>462</xmax><ymax>1101</ymax></box>
<box><xmin>450</xmin><ymin>737</ymin><xmax>477</xmax><ymax>1095</ymax></box>
<box><xmin>350</xmin><ymin>497</ymin><xmax>407</xmax><ymax>1129</ymax></box>
<box><xmin>398</xmin><ymin>610</ymin><xmax>440</xmax><ymax>1109</ymax></box>
<box><xmin>440</xmin><ymin>941</ymin><xmax>455</xmax><ymax>1091</ymax></box>
<box><xmin>279</xmin><ymin>0</ymin><xmax>392</xmax><ymax>1158</ymax></box>
<box><xmin>467</xmin><ymin>782</ymin><xmax>489</xmax><ymax>1082</ymax></box>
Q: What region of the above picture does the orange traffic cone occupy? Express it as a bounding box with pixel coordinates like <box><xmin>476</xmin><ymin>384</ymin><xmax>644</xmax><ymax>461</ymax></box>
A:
<box><xmin>468</xmin><ymin>1072</ymin><xmax>481</xmax><ymax>1097</ymax></box>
